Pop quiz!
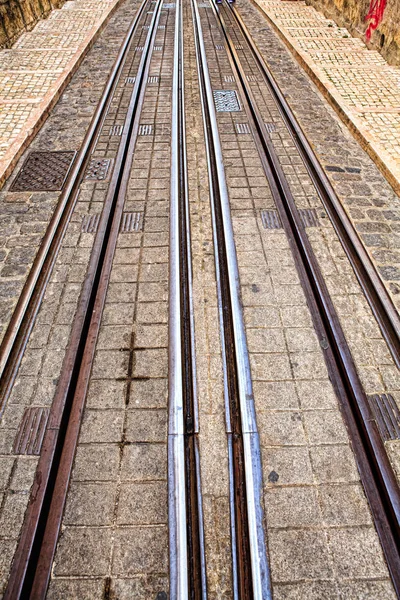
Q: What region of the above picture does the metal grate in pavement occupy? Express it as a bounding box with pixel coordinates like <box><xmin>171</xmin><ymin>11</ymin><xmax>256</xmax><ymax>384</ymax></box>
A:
<box><xmin>10</xmin><ymin>151</ymin><xmax>76</xmax><ymax>192</ymax></box>
<box><xmin>120</xmin><ymin>212</ymin><xmax>143</xmax><ymax>232</ymax></box>
<box><xmin>110</xmin><ymin>125</ymin><xmax>123</xmax><ymax>136</ymax></box>
<box><xmin>81</xmin><ymin>213</ymin><xmax>100</xmax><ymax>233</ymax></box>
<box><xmin>368</xmin><ymin>393</ymin><xmax>400</xmax><ymax>441</ymax></box>
<box><xmin>236</xmin><ymin>123</ymin><xmax>251</xmax><ymax>134</ymax></box>
<box><xmin>261</xmin><ymin>209</ymin><xmax>282</xmax><ymax>229</ymax></box>
<box><xmin>299</xmin><ymin>208</ymin><xmax>320</xmax><ymax>227</ymax></box>
<box><xmin>84</xmin><ymin>158</ymin><xmax>112</xmax><ymax>181</ymax></box>
<box><xmin>213</xmin><ymin>90</ymin><xmax>240</xmax><ymax>112</ymax></box>
<box><xmin>139</xmin><ymin>124</ymin><xmax>153</xmax><ymax>136</ymax></box>
<box><xmin>13</xmin><ymin>407</ymin><xmax>49</xmax><ymax>455</ymax></box>
<box><xmin>265</xmin><ymin>122</ymin><xmax>276</xmax><ymax>133</ymax></box>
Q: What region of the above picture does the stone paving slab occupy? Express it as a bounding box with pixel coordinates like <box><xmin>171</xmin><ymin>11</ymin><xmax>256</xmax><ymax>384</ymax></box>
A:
<box><xmin>0</xmin><ymin>0</ymin><xmax>126</xmax><ymax>189</ymax></box>
<box><xmin>253</xmin><ymin>0</ymin><xmax>400</xmax><ymax>194</ymax></box>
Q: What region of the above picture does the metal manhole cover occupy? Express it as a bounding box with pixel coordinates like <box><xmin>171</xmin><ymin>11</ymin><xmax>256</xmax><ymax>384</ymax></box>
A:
<box><xmin>10</xmin><ymin>151</ymin><xmax>76</xmax><ymax>192</ymax></box>
<box><xmin>213</xmin><ymin>90</ymin><xmax>241</xmax><ymax>112</ymax></box>
<box><xmin>84</xmin><ymin>158</ymin><xmax>113</xmax><ymax>181</ymax></box>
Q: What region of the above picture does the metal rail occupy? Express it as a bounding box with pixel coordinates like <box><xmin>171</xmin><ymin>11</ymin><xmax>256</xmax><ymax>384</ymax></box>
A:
<box><xmin>191</xmin><ymin>0</ymin><xmax>272</xmax><ymax>597</ymax></box>
<box><xmin>213</xmin><ymin>2</ymin><xmax>400</xmax><ymax>595</ymax></box>
<box><xmin>232</xmin><ymin>2</ymin><xmax>400</xmax><ymax>368</ymax></box>
<box><xmin>4</xmin><ymin>3</ymin><xmax>162</xmax><ymax>596</ymax></box>
<box><xmin>169</xmin><ymin>0</ymin><xmax>207</xmax><ymax>595</ymax></box>
<box><xmin>0</xmin><ymin>0</ymin><xmax>152</xmax><ymax>415</ymax></box>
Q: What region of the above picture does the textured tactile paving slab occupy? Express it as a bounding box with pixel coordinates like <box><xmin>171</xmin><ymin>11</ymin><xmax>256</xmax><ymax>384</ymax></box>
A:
<box><xmin>254</xmin><ymin>0</ymin><xmax>400</xmax><ymax>193</ymax></box>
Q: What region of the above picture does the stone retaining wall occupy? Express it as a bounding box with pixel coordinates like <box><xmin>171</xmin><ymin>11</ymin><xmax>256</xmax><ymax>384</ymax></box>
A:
<box><xmin>305</xmin><ymin>0</ymin><xmax>400</xmax><ymax>65</ymax></box>
<box><xmin>0</xmin><ymin>0</ymin><xmax>65</xmax><ymax>48</ymax></box>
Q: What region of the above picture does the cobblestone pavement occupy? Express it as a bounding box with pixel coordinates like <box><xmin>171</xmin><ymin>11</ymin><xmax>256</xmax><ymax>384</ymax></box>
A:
<box><xmin>0</xmin><ymin>0</ymin><xmax>126</xmax><ymax>188</ymax></box>
<box><xmin>253</xmin><ymin>0</ymin><xmax>400</xmax><ymax>195</ymax></box>
<box><xmin>0</xmin><ymin>0</ymin><xmax>400</xmax><ymax>597</ymax></box>
<box><xmin>240</xmin><ymin>0</ymin><xmax>400</xmax><ymax>312</ymax></box>
<box><xmin>0</xmin><ymin>0</ymin><xmax>142</xmax><ymax>345</ymax></box>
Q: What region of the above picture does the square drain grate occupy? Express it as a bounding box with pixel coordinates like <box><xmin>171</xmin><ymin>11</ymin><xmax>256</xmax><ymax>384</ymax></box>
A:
<box><xmin>213</xmin><ymin>90</ymin><xmax>240</xmax><ymax>112</ymax></box>
<box><xmin>261</xmin><ymin>209</ymin><xmax>282</xmax><ymax>229</ymax></box>
<box><xmin>81</xmin><ymin>213</ymin><xmax>100</xmax><ymax>233</ymax></box>
<box><xmin>120</xmin><ymin>212</ymin><xmax>143</xmax><ymax>232</ymax></box>
<box><xmin>368</xmin><ymin>393</ymin><xmax>400</xmax><ymax>441</ymax></box>
<box><xmin>11</xmin><ymin>151</ymin><xmax>76</xmax><ymax>192</ymax></box>
<box><xmin>84</xmin><ymin>158</ymin><xmax>113</xmax><ymax>181</ymax></box>
<box><xmin>13</xmin><ymin>407</ymin><xmax>49</xmax><ymax>455</ymax></box>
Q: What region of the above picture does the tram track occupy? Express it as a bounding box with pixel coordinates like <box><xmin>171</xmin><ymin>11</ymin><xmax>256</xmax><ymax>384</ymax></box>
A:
<box><xmin>191</xmin><ymin>1</ymin><xmax>272</xmax><ymax>597</ymax></box>
<box><xmin>168</xmin><ymin>0</ymin><xmax>207</xmax><ymax>595</ymax></box>
<box><xmin>3</xmin><ymin>2</ymin><xmax>164</xmax><ymax>596</ymax></box>
<box><xmin>209</xmin><ymin>1</ymin><xmax>400</xmax><ymax>595</ymax></box>
<box><xmin>0</xmin><ymin>0</ymin><xmax>151</xmax><ymax>414</ymax></box>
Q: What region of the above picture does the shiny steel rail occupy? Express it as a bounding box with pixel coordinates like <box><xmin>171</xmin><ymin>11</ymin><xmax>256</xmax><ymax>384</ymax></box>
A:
<box><xmin>214</xmin><ymin>2</ymin><xmax>400</xmax><ymax>595</ymax></box>
<box><xmin>4</xmin><ymin>3</ymin><xmax>163</xmax><ymax>596</ymax></box>
<box><xmin>191</xmin><ymin>0</ymin><xmax>272</xmax><ymax>597</ymax></box>
<box><xmin>0</xmin><ymin>0</ymin><xmax>153</xmax><ymax>414</ymax></box>
<box><xmin>169</xmin><ymin>0</ymin><xmax>207</xmax><ymax>595</ymax></box>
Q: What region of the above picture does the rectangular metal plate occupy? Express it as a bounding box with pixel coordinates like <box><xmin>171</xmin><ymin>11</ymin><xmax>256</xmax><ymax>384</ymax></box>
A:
<box><xmin>224</xmin><ymin>75</ymin><xmax>235</xmax><ymax>83</ymax></box>
<box><xmin>154</xmin><ymin>46</ymin><xmax>163</xmax><ymax>51</ymax></box>
<box><xmin>368</xmin><ymin>394</ymin><xmax>400</xmax><ymax>441</ymax></box>
<box><xmin>81</xmin><ymin>213</ymin><xmax>100</xmax><ymax>233</ymax></box>
<box><xmin>148</xmin><ymin>75</ymin><xmax>159</xmax><ymax>84</ymax></box>
<box><xmin>163</xmin><ymin>2</ymin><xmax>176</xmax><ymax>7</ymax></box>
<box><xmin>84</xmin><ymin>158</ymin><xmax>112</xmax><ymax>181</ymax></box>
<box><xmin>120</xmin><ymin>212</ymin><xmax>143</xmax><ymax>232</ymax></box>
<box><xmin>236</xmin><ymin>123</ymin><xmax>251</xmax><ymax>134</ymax></box>
<box><xmin>13</xmin><ymin>407</ymin><xmax>49</xmax><ymax>455</ymax></box>
<box><xmin>213</xmin><ymin>90</ymin><xmax>241</xmax><ymax>112</ymax></box>
<box><xmin>139</xmin><ymin>124</ymin><xmax>153</xmax><ymax>136</ymax></box>
<box><xmin>261</xmin><ymin>210</ymin><xmax>282</xmax><ymax>229</ymax></box>
<box><xmin>215</xmin><ymin>45</ymin><xmax>224</xmax><ymax>50</ymax></box>
<box><xmin>135</xmin><ymin>46</ymin><xmax>143</xmax><ymax>52</ymax></box>
<box><xmin>265</xmin><ymin>122</ymin><xmax>276</xmax><ymax>133</ymax></box>
<box><xmin>126</xmin><ymin>76</ymin><xmax>136</xmax><ymax>84</ymax></box>
<box><xmin>10</xmin><ymin>151</ymin><xmax>76</xmax><ymax>192</ymax></box>
<box><xmin>235</xmin><ymin>45</ymin><xmax>243</xmax><ymax>50</ymax></box>
<box><xmin>110</xmin><ymin>125</ymin><xmax>123</xmax><ymax>136</ymax></box>
<box><xmin>299</xmin><ymin>208</ymin><xmax>320</xmax><ymax>228</ymax></box>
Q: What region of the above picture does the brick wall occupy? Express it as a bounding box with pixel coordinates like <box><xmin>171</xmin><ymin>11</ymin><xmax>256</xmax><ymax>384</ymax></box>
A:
<box><xmin>0</xmin><ymin>0</ymin><xmax>65</xmax><ymax>48</ymax></box>
<box><xmin>305</xmin><ymin>0</ymin><xmax>400</xmax><ymax>65</ymax></box>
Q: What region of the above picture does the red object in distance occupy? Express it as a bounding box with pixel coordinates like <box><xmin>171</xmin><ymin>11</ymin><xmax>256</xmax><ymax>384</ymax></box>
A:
<box><xmin>365</xmin><ymin>0</ymin><xmax>387</xmax><ymax>41</ymax></box>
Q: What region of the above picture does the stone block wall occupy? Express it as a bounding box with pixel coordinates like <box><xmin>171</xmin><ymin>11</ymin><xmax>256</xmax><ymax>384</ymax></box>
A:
<box><xmin>0</xmin><ymin>0</ymin><xmax>65</xmax><ymax>48</ymax></box>
<box><xmin>305</xmin><ymin>0</ymin><xmax>400</xmax><ymax>65</ymax></box>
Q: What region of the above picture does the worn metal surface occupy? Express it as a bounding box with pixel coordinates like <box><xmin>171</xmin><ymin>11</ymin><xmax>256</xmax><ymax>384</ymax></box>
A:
<box><xmin>10</xmin><ymin>151</ymin><xmax>76</xmax><ymax>192</ymax></box>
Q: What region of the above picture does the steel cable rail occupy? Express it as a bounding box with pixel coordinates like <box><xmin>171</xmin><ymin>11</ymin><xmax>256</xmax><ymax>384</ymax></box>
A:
<box><xmin>4</xmin><ymin>3</ymin><xmax>163</xmax><ymax>596</ymax></box>
<box><xmin>191</xmin><ymin>0</ymin><xmax>272</xmax><ymax>597</ymax></box>
<box><xmin>168</xmin><ymin>0</ymin><xmax>207</xmax><ymax>595</ymax></box>
<box><xmin>212</xmin><ymin>2</ymin><xmax>400</xmax><ymax>595</ymax></box>
<box><xmin>0</xmin><ymin>0</ymin><xmax>151</xmax><ymax>415</ymax></box>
